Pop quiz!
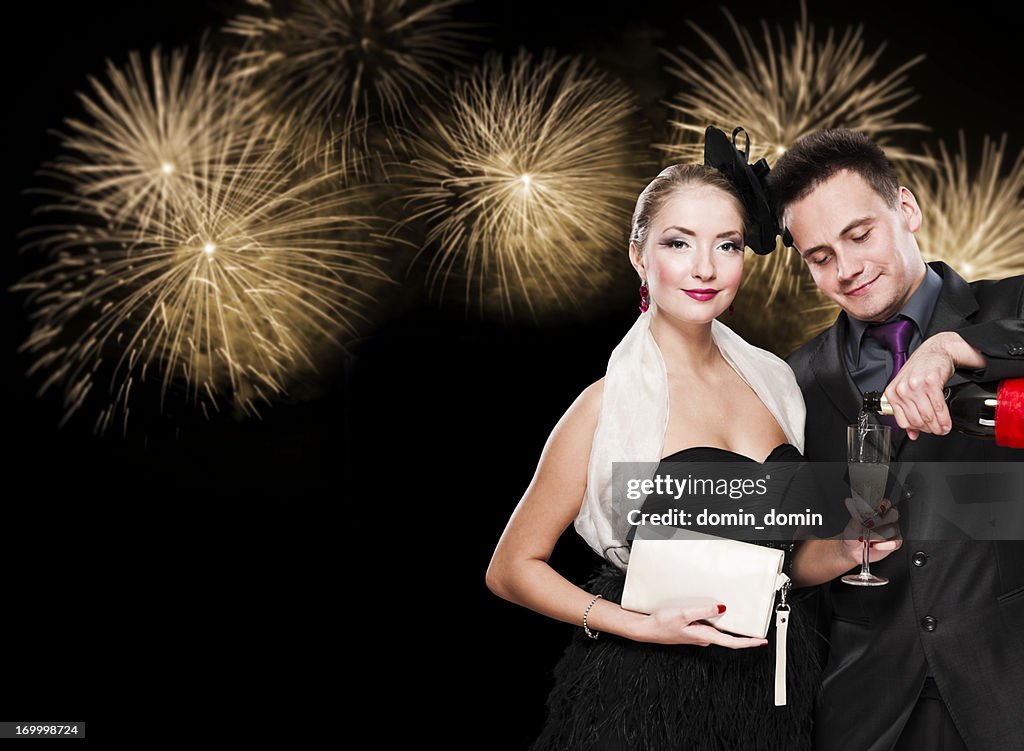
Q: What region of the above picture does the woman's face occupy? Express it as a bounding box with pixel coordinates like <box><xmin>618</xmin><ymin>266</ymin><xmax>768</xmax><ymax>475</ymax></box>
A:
<box><xmin>632</xmin><ymin>185</ymin><xmax>746</xmax><ymax>324</ymax></box>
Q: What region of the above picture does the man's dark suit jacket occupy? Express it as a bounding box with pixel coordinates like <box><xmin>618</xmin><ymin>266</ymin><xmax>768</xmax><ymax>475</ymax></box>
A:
<box><xmin>786</xmin><ymin>262</ymin><xmax>1024</xmax><ymax>751</ymax></box>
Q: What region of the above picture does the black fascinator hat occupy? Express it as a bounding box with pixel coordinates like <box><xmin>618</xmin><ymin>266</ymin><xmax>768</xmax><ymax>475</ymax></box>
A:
<box><xmin>703</xmin><ymin>126</ymin><xmax>780</xmax><ymax>254</ymax></box>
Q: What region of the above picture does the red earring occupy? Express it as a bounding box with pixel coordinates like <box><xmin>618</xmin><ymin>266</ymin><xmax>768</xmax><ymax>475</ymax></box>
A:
<box><xmin>728</xmin><ymin>304</ymin><xmax>735</xmax><ymax>316</ymax></box>
<box><xmin>638</xmin><ymin>281</ymin><xmax>650</xmax><ymax>313</ymax></box>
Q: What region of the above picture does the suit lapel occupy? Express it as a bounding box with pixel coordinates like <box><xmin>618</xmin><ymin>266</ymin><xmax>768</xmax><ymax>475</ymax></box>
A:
<box><xmin>922</xmin><ymin>262</ymin><xmax>979</xmax><ymax>338</ymax></box>
<box><xmin>811</xmin><ymin>315</ymin><xmax>862</xmax><ymax>425</ymax></box>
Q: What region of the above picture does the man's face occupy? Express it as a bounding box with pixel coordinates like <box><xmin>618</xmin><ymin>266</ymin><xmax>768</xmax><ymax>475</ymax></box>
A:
<box><xmin>784</xmin><ymin>170</ymin><xmax>926</xmax><ymax>323</ymax></box>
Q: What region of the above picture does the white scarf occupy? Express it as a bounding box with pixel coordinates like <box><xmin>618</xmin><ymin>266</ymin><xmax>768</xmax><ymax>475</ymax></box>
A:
<box><xmin>575</xmin><ymin>310</ymin><xmax>807</xmax><ymax>569</ymax></box>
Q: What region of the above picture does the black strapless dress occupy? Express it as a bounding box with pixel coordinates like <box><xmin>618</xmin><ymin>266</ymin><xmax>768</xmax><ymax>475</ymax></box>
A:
<box><xmin>530</xmin><ymin>444</ymin><xmax>824</xmax><ymax>751</ymax></box>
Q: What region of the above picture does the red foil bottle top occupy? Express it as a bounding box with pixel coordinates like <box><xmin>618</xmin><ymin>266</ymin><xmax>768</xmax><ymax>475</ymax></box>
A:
<box><xmin>995</xmin><ymin>378</ymin><xmax>1024</xmax><ymax>449</ymax></box>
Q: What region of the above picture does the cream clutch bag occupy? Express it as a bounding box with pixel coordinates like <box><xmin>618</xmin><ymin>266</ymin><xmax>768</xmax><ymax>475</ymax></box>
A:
<box><xmin>620</xmin><ymin>530</ymin><xmax>794</xmax><ymax>705</ymax></box>
<box><xmin>621</xmin><ymin>530</ymin><xmax>790</xmax><ymax>638</ymax></box>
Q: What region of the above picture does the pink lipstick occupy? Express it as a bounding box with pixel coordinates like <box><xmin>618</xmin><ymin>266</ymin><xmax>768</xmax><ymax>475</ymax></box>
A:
<box><xmin>683</xmin><ymin>288</ymin><xmax>719</xmax><ymax>301</ymax></box>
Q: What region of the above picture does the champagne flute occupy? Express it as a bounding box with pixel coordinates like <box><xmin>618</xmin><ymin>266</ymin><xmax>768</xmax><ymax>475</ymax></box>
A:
<box><xmin>842</xmin><ymin>423</ymin><xmax>892</xmax><ymax>586</ymax></box>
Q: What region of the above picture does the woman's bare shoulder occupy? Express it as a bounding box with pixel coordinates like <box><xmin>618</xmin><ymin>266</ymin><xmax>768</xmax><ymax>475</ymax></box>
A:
<box><xmin>547</xmin><ymin>377</ymin><xmax>604</xmax><ymax>449</ymax></box>
<box><xmin>570</xmin><ymin>377</ymin><xmax>604</xmax><ymax>423</ymax></box>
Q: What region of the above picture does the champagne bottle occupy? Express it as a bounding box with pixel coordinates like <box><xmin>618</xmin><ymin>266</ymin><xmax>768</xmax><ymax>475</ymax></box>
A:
<box><xmin>862</xmin><ymin>378</ymin><xmax>1024</xmax><ymax>448</ymax></box>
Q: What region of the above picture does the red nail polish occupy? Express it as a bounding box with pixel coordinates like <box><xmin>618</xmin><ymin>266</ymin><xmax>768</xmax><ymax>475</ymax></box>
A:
<box><xmin>879</xmin><ymin>503</ymin><xmax>887</xmax><ymax>513</ymax></box>
<box><xmin>858</xmin><ymin>535</ymin><xmax>864</xmax><ymax>543</ymax></box>
<box><xmin>865</xmin><ymin>519</ymin><xmax>875</xmax><ymax>528</ymax></box>
<box><xmin>717</xmin><ymin>604</ymin><xmax>727</xmax><ymax>614</ymax></box>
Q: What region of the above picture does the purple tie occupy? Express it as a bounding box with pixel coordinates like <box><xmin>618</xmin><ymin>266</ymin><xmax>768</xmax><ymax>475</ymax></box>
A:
<box><xmin>865</xmin><ymin>318</ymin><xmax>914</xmax><ymax>429</ymax></box>
<box><xmin>866</xmin><ymin>318</ymin><xmax>914</xmax><ymax>384</ymax></box>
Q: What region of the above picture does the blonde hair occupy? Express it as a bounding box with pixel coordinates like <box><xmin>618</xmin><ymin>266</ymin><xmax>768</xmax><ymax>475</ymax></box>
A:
<box><xmin>630</xmin><ymin>164</ymin><xmax>747</xmax><ymax>252</ymax></box>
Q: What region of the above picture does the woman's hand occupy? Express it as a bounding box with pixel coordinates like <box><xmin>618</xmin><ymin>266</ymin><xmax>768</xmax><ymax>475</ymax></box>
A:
<box><xmin>791</xmin><ymin>497</ymin><xmax>904</xmax><ymax>587</ymax></box>
<box><xmin>840</xmin><ymin>497</ymin><xmax>902</xmax><ymax>567</ymax></box>
<box><xmin>633</xmin><ymin>604</ymin><xmax>769</xmax><ymax>649</ymax></box>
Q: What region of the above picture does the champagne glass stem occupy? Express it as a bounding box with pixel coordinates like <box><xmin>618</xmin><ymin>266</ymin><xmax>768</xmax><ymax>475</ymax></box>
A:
<box><xmin>861</xmin><ymin>528</ymin><xmax>871</xmax><ymax>577</ymax></box>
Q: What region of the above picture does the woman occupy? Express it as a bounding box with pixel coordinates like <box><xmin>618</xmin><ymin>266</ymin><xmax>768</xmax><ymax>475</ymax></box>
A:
<box><xmin>486</xmin><ymin>131</ymin><xmax>823</xmax><ymax>750</ymax></box>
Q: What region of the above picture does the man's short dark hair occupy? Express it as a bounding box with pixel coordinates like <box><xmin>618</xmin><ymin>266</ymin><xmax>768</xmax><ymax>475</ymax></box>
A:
<box><xmin>768</xmin><ymin>129</ymin><xmax>901</xmax><ymax>229</ymax></box>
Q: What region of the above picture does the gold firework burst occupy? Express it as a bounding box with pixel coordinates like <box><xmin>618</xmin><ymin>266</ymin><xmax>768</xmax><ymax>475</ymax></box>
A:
<box><xmin>17</xmin><ymin>51</ymin><xmax>390</xmax><ymax>433</ymax></box>
<box><xmin>399</xmin><ymin>50</ymin><xmax>643</xmax><ymax>315</ymax></box>
<box><xmin>660</xmin><ymin>0</ymin><xmax>930</xmax><ymax>300</ymax></box>
<box><xmin>34</xmin><ymin>46</ymin><xmax>260</xmax><ymax>242</ymax></box>
<box><xmin>902</xmin><ymin>133</ymin><xmax>1024</xmax><ymax>280</ymax></box>
<box><xmin>225</xmin><ymin>0</ymin><xmax>475</xmax><ymax>171</ymax></box>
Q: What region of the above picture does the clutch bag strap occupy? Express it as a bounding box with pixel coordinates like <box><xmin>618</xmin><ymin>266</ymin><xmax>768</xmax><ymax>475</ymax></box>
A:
<box><xmin>774</xmin><ymin>574</ymin><xmax>792</xmax><ymax>706</ymax></box>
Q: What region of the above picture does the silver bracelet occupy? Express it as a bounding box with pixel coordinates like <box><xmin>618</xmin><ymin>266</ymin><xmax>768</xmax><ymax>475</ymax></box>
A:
<box><xmin>583</xmin><ymin>594</ymin><xmax>603</xmax><ymax>639</ymax></box>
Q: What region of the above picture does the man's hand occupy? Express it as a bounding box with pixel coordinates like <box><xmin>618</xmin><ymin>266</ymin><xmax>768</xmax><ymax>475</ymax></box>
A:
<box><xmin>884</xmin><ymin>331</ymin><xmax>987</xmax><ymax>439</ymax></box>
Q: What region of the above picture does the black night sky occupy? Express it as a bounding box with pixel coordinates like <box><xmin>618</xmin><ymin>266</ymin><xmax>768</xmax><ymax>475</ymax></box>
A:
<box><xmin>5</xmin><ymin>0</ymin><xmax>1022</xmax><ymax>741</ymax></box>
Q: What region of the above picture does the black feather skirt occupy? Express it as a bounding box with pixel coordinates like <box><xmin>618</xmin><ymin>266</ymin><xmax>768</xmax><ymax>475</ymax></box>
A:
<box><xmin>530</xmin><ymin>563</ymin><xmax>824</xmax><ymax>751</ymax></box>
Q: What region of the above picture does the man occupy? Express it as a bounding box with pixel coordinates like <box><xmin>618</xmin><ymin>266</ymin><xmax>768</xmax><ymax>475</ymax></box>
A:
<box><xmin>769</xmin><ymin>129</ymin><xmax>1024</xmax><ymax>751</ymax></box>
